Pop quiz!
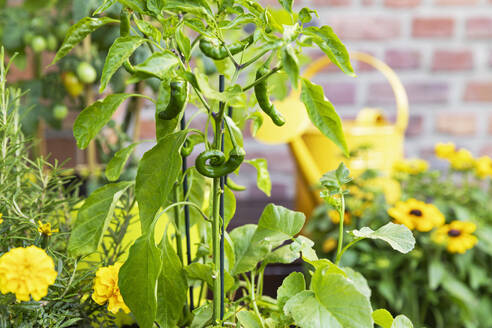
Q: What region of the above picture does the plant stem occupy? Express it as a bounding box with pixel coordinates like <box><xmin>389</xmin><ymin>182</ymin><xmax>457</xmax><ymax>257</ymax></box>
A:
<box><xmin>335</xmin><ymin>194</ymin><xmax>346</xmax><ymax>265</ymax></box>
<box><xmin>173</xmin><ymin>186</ymin><xmax>184</xmax><ymax>263</ymax></box>
<box><xmin>242</xmin><ymin>65</ymin><xmax>282</xmax><ymax>91</ymax></box>
<box><xmin>250</xmin><ymin>271</ymin><xmax>265</xmax><ymax>328</ymax></box>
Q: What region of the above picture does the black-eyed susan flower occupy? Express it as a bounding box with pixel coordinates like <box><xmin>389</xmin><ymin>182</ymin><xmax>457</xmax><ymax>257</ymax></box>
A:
<box><xmin>393</xmin><ymin>159</ymin><xmax>429</xmax><ymax>175</ymax></box>
<box><xmin>0</xmin><ymin>213</ymin><xmax>3</xmax><ymax>225</ymax></box>
<box><xmin>37</xmin><ymin>220</ymin><xmax>59</xmax><ymax>236</ymax></box>
<box><xmin>329</xmin><ymin>210</ymin><xmax>351</xmax><ymax>224</ymax></box>
<box><xmin>435</xmin><ymin>142</ymin><xmax>456</xmax><ymax>159</ymax></box>
<box><xmin>92</xmin><ymin>263</ymin><xmax>130</xmax><ymax>314</ymax></box>
<box><xmin>432</xmin><ymin>221</ymin><xmax>478</xmax><ymax>254</ymax></box>
<box><xmin>475</xmin><ymin>156</ymin><xmax>492</xmax><ymax>179</ymax></box>
<box><xmin>449</xmin><ymin>149</ymin><xmax>474</xmax><ymax>171</ymax></box>
<box><xmin>0</xmin><ymin>245</ymin><xmax>57</xmax><ymax>301</ymax></box>
<box><xmin>388</xmin><ymin>198</ymin><xmax>445</xmax><ymax>232</ymax></box>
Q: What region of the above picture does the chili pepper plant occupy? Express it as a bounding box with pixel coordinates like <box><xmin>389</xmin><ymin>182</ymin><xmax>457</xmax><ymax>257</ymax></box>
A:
<box><xmin>53</xmin><ymin>0</ymin><xmax>417</xmax><ymax>327</ymax></box>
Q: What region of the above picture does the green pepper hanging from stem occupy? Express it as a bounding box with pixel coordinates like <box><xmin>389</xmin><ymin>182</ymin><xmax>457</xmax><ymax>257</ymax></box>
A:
<box><xmin>254</xmin><ymin>65</ymin><xmax>285</xmax><ymax>127</ymax></box>
<box><xmin>199</xmin><ymin>34</ymin><xmax>254</xmax><ymax>61</ymax></box>
<box><xmin>158</xmin><ymin>80</ymin><xmax>188</xmax><ymax>120</ymax></box>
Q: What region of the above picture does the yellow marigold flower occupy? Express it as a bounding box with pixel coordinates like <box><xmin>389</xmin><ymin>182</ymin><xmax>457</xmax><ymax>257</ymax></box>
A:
<box><xmin>0</xmin><ymin>246</ymin><xmax>57</xmax><ymax>301</ymax></box>
<box><xmin>432</xmin><ymin>221</ymin><xmax>478</xmax><ymax>254</ymax></box>
<box><xmin>37</xmin><ymin>221</ymin><xmax>59</xmax><ymax>236</ymax></box>
<box><xmin>322</xmin><ymin>238</ymin><xmax>337</xmax><ymax>253</ymax></box>
<box><xmin>449</xmin><ymin>149</ymin><xmax>474</xmax><ymax>171</ymax></box>
<box><xmin>475</xmin><ymin>156</ymin><xmax>492</xmax><ymax>179</ymax></box>
<box><xmin>435</xmin><ymin>142</ymin><xmax>456</xmax><ymax>159</ymax></box>
<box><xmin>329</xmin><ymin>210</ymin><xmax>351</xmax><ymax>224</ymax></box>
<box><xmin>393</xmin><ymin>159</ymin><xmax>429</xmax><ymax>175</ymax></box>
<box><xmin>92</xmin><ymin>263</ymin><xmax>130</xmax><ymax>314</ymax></box>
<box><xmin>388</xmin><ymin>198</ymin><xmax>445</xmax><ymax>232</ymax></box>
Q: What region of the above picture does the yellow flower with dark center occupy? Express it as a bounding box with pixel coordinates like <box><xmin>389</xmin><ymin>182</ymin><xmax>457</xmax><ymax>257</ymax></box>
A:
<box><xmin>449</xmin><ymin>149</ymin><xmax>474</xmax><ymax>171</ymax></box>
<box><xmin>0</xmin><ymin>246</ymin><xmax>57</xmax><ymax>301</ymax></box>
<box><xmin>388</xmin><ymin>198</ymin><xmax>445</xmax><ymax>232</ymax></box>
<box><xmin>37</xmin><ymin>220</ymin><xmax>59</xmax><ymax>236</ymax></box>
<box><xmin>92</xmin><ymin>263</ymin><xmax>130</xmax><ymax>314</ymax></box>
<box><xmin>393</xmin><ymin>159</ymin><xmax>429</xmax><ymax>175</ymax></box>
<box><xmin>432</xmin><ymin>221</ymin><xmax>478</xmax><ymax>254</ymax></box>
<box><xmin>435</xmin><ymin>142</ymin><xmax>456</xmax><ymax>159</ymax></box>
<box><xmin>475</xmin><ymin>156</ymin><xmax>492</xmax><ymax>179</ymax></box>
<box><xmin>329</xmin><ymin>210</ymin><xmax>351</xmax><ymax>224</ymax></box>
<box><xmin>322</xmin><ymin>238</ymin><xmax>337</xmax><ymax>253</ymax></box>
<box><xmin>0</xmin><ymin>213</ymin><xmax>3</xmax><ymax>225</ymax></box>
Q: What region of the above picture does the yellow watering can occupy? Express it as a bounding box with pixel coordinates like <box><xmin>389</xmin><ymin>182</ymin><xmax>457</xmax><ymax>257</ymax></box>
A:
<box><xmin>254</xmin><ymin>52</ymin><xmax>409</xmax><ymax>216</ymax></box>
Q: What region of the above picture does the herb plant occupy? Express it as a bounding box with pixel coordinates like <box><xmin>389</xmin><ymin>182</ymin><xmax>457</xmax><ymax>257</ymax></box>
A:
<box><xmin>53</xmin><ymin>0</ymin><xmax>416</xmax><ymax>327</ymax></box>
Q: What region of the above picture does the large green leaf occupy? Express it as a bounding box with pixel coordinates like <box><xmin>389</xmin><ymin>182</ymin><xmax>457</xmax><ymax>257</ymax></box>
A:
<box><xmin>231</xmin><ymin>204</ymin><xmax>305</xmax><ymax>274</ymax></box>
<box><xmin>372</xmin><ymin>309</ymin><xmax>394</xmax><ymax>328</ymax></box>
<box><xmin>342</xmin><ymin>267</ymin><xmax>371</xmax><ymax>299</ymax></box>
<box><xmin>136</xmin><ymin>131</ymin><xmax>187</xmax><ymax>232</ymax></box>
<box><xmin>284</xmin><ymin>291</ymin><xmax>342</xmax><ymax>328</ymax></box>
<box><xmin>156</xmin><ymin>233</ymin><xmax>188</xmax><ymax>327</ymax></box>
<box><xmin>100</xmin><ymin>36</ymin><xmax>147</xmax><ymax>92</ymax></box>
<box><xmin>105</xmin><ymin>142</ymin><xmax>140</xmax><ymax>182</ymax></box>
<box><xmin>311</xmin><ymin>268</ymin><xmax>373</xmax><ymax>328</ymax></box>
<box><xmin>236</xmin><ymin>311</ymin><xmax>262</xmax><ymax>328</ymax></box>
<box><xmin>119</xmin><ymin>233</ymin><xmax>162</xmax><ymax>328</ymax></box>
<box><xmin>350</xmin><ymin>222</ymin><xmax>415</xmax><ymax>254</ymax></box>
<box><xmin>301</xmin><ymin>79</ymin><xmax>348</xmax><ymax>157</ymax></box>
<box><xmin>68</xmin><ymin>181</ymin><xmax>133</xmax><ymax>256</ymax></box>
<box><xmin>282</xmin><ymin>45</ymin><xmax>299</xmax><ymax>87</ymax></box>
<box><xmin>303</xmin><ymin>26</ymin><xmax>355</xmax><ymax>77</ymax></box>
<box><xmin>133</xmin><ymin>51</ymin><xmax>179</xmax><ymax>80</ymax></box>
<box><xmin>73</xmin><ymin>94</ymin><xmax>133</xmax><ymax>149</ymax></box>
<box><xmin>52</xmin><ymin>17</ymin><xmax>118</xmax><ymax>64</ymax></box>
<box><xmin>277</xmin><ymin>272</ymin><xmax>306</xmax><ymax>309</ymax></box>
<box><xmin>246</xmin><ymin>159</ymin><xmax>271</xmax><ymax>197</ymax></box>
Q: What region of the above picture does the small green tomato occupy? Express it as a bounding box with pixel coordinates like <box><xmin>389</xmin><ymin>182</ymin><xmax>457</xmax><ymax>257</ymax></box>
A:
<box><xmin>31</xmin><ymin>36</ymin><xmax>47</xmax><ymax>53</ymax></box>
<box><xmin>53</xmin><ymin>104</ymin><xmax>68</xmax><ymax>120</ymax></box>
<box><xmin>76</xmin><ymin>62</ymin><xmax>97</xmax><ymax>84</ymax></box>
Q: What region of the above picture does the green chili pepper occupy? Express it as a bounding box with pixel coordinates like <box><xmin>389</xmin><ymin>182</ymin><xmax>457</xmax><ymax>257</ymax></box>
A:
<box><xmin>254</xmin><ymin>66</ymin><xmax>285</xmax><ymax>126</ymax></box>
<box><xmin>226</xmin><ymin>177</ymin><xmax>246</xmax><ymax>191</ymax></box>
<box><xmin>158</xmin><ymin>80</ymin><xmax>188</xmax><ymax>120</ymax></box>
<box><xmin>199</xmin><ymin>35</ymin><xmax>254</xmax><ymax>60</ymax></box>
<box><xmin>120</xmin><ymin>9</ymin><xmax>130</xmax><ymax>37</ymax></box>
<box><xmin>195</xmin><ymin>148</ymin><xmax>245</xmax><ymax>178</ymax></box>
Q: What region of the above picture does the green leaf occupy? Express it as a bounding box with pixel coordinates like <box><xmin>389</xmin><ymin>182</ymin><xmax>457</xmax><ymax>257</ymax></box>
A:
<box><xmin>231</xmin><ymin>204</ymin><xmax>305</xmax><ymax>274</ymax></box>
<box><xmin>93</xmin><ymin>0</ymin><xmax>117</xmax><ymax>15</ymax></box>
<box><xmin>224</xmin><ymin>186</ymin><xmax>237</xmax><ymax>228</ymax></box>
<box><xmin>350</xmin><ymin>222</ymin><xmax>416</xmax><ymax>254</ymax></box>
<box><xmin>342</xmin><ymin>267</ymin><xmax>371</xmax><ymax>299</ymax></box>
<box><xmin>133</xmin><ymin>51</ymin><xmax>179</xmax><ymax>80</ymax></box>
<box><xmin>74</xmin><ymin>94</ymin><xmax>133</xmax><ymax>149</ymax></box>
<box><xmin>147</xmin><ymin>0</ymin><xmax>164</xmax><ymax>16</ymax></box>
<box><xmin>119</xmin><ymin>233</ymin><xmax>162</xmax><ymax>328</ymax></box>
<box><xmin>106</xmin><ymin>142</ymin><xmax>140</xmax><ymax>181</ymax></box>
<box><xmin>185</xmin><ymin>263</ymin><xmax>234</xmax><ymax>292</ymax></box>
<box><xmin>68</xmin><ymin>181</ymin><xmax>133</xmax><ymax>256</ymax></box>
<box><xmin>282</xmin><ymin>46</ymin><xmax>299</xmax><ymax>88</ymax></box>
<box><xmin>176</xmin><ymin>24</ymin><xmax>191</xmax><ymax>60</ymax></box>
<box><xmin>237</xmin><ymin>311</ymin><xmax>262</xmax><ymax>328</ymax></box>
<box><xmin>156</xmin><ymin>233</ymin><xmax>188</xmax><ymax>328</ymax></box>
<box><xmin>303</xmin><ymin>26</ymin><xmax>355</xmax><ymax>77</ymax></box>
<box><xmin>164</xmin><ymin>0</ymin><xmax>213</xmax><ymax>20</ymax></box>
<box><xmin>118</xmin><ymin>0</ymin><xmax>146</xmax><ymax>13</ymax></box>
<box><xmin>428</xmin><ymin>260</ymin><xmax>446</xmax><ymax>290</ymax></box>
<box><xmin>100</xmin><ymin>36</ymin><xmax>147</xmax><ymax>92</ymax></box>
<box><xmin>277</xmin><ymin>272</ymin><xmax>306</xmax><ymax>309</ymax></box>
<box><xmin>136</xmin><ymin>131</ymin><xmax>187</xmax><ymax>232</ymax></box>
<box><xmin>135</xmin><ymin>19</ymin><xmax>162</xmax><ymax>42</ymax></box>
<box><xmin>391</xmin><ymin>315</ymin><xmax>413</xmax><ymax>328</ymax></box>
<box><xmin>320</xmin><ymin>162</ymin><xmax>352</xmax><ymax>192</ymax></box>
<box><xmin>299</xmin><ymin>8</ymin><xmax>318</xmax><ymax>24</ymax></box>
<box><xmin>278</xmin><ymin>0</ymin><xmax>293</xmax><ymax>12</ymax></box>
<box><xmin>52</xmin><ymin>17</ymin><xmax>118</xmax><ymax>64</ymax></box>
<box><xmin>191</xmin><ymin>304</ymin><xmax>213</xmax><ymax>328</ymax></box>
<box><xmin>284</xmin><ymin>291</ymin><xmax>342</xmax><ymax>328</ymax></box>
<box><xmin>301</xmin><ymin>79</ymin><xmax>348</xmax><ymax>157</ymax></box>
<box><xmin>246</xmin><ymin>159</ymin><xmax>271</xmax><ymax>197</ymax></box>
<box><xmin>372</xmin><ymin>309</ymin><xmax>393</xmax><ymax>328</ymax></box>
<box><xmin>311</xmin><ymin>268</ymin><xmax>373</xmax><ymax>328</ymax></box>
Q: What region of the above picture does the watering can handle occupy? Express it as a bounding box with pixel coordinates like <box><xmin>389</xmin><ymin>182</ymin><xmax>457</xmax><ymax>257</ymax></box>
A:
<box><xmin>302</xmin><ymin>52</ymin><xmax>409</xmax><ymax>132</ymax></box>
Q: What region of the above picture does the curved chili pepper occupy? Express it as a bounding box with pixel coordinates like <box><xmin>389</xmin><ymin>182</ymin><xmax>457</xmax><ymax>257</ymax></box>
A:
<box><xmin>120</xmin><ymin>9</ymin><xmax>136</xmax><ymax>74</ymax></box>
<box><xmin>195</xmin><ymin>148</ymin><xmax>245</xmax><ymax>178</ymax></box>
<box><xmin>158</xmin><ymin>80</ymin><xmax>188</xmax><ymax>120</ymax></box>
<box><xmin>226</xmin><ymin>177</ymin><xmax>246</xmax><ymax>191</ymax></box>
<box><xmin>254</xmin><ymin>66</ymin><xmax>285</xmax><ymax>126</ymax></box>
<box><xmin>199</xmin><ymin>35</ymin><xmax>254</xmax><ymax>60</ymax></box>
